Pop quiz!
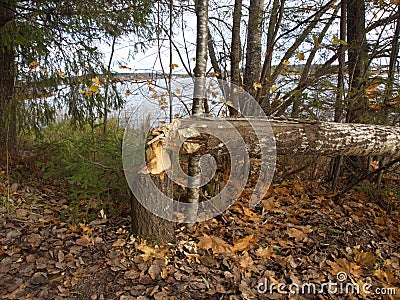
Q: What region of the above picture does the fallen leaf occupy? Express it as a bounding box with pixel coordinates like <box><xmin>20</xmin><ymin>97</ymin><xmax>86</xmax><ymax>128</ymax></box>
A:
<box><xmin>231</xmin><ymin>235</ymin><xmax>258</xmax><ymax>252</ymax></box>
<box><xmin>137</xmin><ymin>243</ymin><xmax>169</xmax><ymax>262</ymax></box>
<box><xmin>286</xmin><ymin>227</ymin><xmax>306</xmax><ymax>242</ymax></box>
<box><xmin>354</xmin><ymin>250</ymin><xmax>376</xmax><ymax>268</ymax></box>
<box><xmin>112</xmin><ymin>239</ymin><xmax>126</xmax><ymax>247</ymax></box>
<box><xmin>327</xmin><ymin>258</ymin><xmax>362</xmax><ymax>278</ymax></box>
<box><xmin>197</xmin><ymin>234</ymin><xmax>231</xmax><ymax>254</ymax></box>
<box><xmin>256</xmin><ymin>246</ymin><xmax>274</xmax><ymax>259</ymax></box>
<box><xmin>148</xmin><ymin>264</ymin><xmax>162</xmax><ymax>280</ymax></box>
<box><xmin>76</xmin><ymin>235</ymin><xmax>91</xmax><ymax>247</ymax></box>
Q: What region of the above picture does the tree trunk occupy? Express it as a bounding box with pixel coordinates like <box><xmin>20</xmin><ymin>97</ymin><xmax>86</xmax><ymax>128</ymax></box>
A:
<box><xmin>243</xmin><ymin>0</ymin><xmax>263</xmax><ymax>98</ymax></box>
<box><xmin>159</xmin><ymin>117</ymin><xmax>400</xmax><ymax>158</ymax></box>
<box><xmin>0</xmin><ymin>1</ymin><xmax>16</xmax><ymax>156</ymax></box>
<box><xmin>346</xmin><ymin>0</ymin><xmax>369</xmax><ymax>123</ymax></box>
<box><xmin>192</xmin><ymin>0</ymin><xmax>208</xmax><ymax>116</ymax></box>
<box><xmin>187</xmin><ymin>0</ymin><xmax>209</xmax><ymax>227</ymax></box>
<box><xmin>130</xmin><ymin>173</ymin><xmax>175</xmax><ymax>244</ymax></box>
<box><xmin>258</xmin><ymin>0</ymin><xmax>284</xmax><ymax>109</ymax></box>
<box><xmin>229</xmin><ymin>0</ymin><xmax>242</xmax><ymax>116</ymax></box>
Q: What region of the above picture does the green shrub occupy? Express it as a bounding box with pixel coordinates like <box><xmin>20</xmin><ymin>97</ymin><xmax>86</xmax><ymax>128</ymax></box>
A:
<box><xmin>34</xmin><ymin>120</ymin><xmax>129</xmax><ymax>223</ymax></box>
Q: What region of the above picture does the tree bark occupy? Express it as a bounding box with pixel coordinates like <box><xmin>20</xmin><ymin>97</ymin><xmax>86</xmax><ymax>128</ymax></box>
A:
<box><xmin>229</xmin><ymin>0</ymin><xmax>242</xmax><ymax>116</ymax></box>
<box><xmin>346</xmin><ymin>0</ymin><xmax>369</xmax><ymax>123</ymax></box>
<box><xmin>158</xmin><ymin>117</ymin><xmax>400</xmax><ymax>158</ymax></box>
<box><xmin>187</xmin><ymin>0</ymin><xmax>209</xmax><ymax>227</ymax></box>
<box><xmin>130</xmin><ymin>173</ymin><xmax>175</xmax><ymax>244</ymax></box>
<box><xmin>243</xmin><ymin>0</ymin><xmax>263</xmax><ymax>98</ymax></box>
<box><xmin>0</xmin><ymin>1</ymin><xmax>16</xmax><ymax>156</ymax></box>
<box><xmin>192</xmin><ymin>0</ymin><xmax>208</xmax><ymax>116</ymax></box>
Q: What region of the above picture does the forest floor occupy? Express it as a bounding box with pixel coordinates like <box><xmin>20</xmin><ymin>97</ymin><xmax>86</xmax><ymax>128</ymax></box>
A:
<box><xmin>0</xmin><ymin>159</ymin><xmax>399</xmax><ymax>300</ymax></box>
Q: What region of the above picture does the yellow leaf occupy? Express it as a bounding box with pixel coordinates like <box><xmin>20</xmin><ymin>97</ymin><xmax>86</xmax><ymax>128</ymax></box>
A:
<box><xmin>365</xmin><ymin>83</ymin><xmax>380</xmax><ymax>99</ymax></box>
<box><xmin>175</xmin><ymin>88</ymin><xmax>181</xmax><ymax>94</ymax></box>
<box><xmin>29</xmin><ymin>60</ymin><xmax>39</xmax><ymax>69</ymax></box>
<box><xmin>296</xmin><ymin>51</ymin><xmax>305</xmax><ymax>60</ymax></box>
<box><xmin>231</xmin><ymin>235</ymin><xmax>258</xmax><ymax>252</ymax></box>
<box><xmin>270</xmin><ymin>85</ymin><xmax>278</xmax><ymax>92</ymax></box>
<box><xmin>91</xmin><ymin>76</ymin><xmax>101</xmax><ymax>85</ymax></box>
<box><xmin>171</xmin><ymin>63</ymin><xmax>179</xmax><ymax>70</ymax></box>
<box><xmin>58</xmin><ymin>71</ymin><xmax>66</xmax><ymax>79</ymax></box>
<box><xmin>137</xmin><ymin>243</ymin><xmax>168</xmax><ymax>262</ymax></box>
<box><xmin>149</xmin><ymin>86</ymin><xmax>156</xmax><ymax>93</ymax></box>
<box><xmin>282</xmin><ymin>60</ymin><xmax>290</xmax><ymax>66</ymax></box>
<box><xmin>253</xmin><ymin>82</ymin><xmax>262</xmax><ymax>90</ymax></box>
<box><xmin>332</xmin><ymin>35</ymin><xmax>348</xmax><ymax>46</ymax></box>
<box><xmin>88</xmin><ymin>85</ymin><xmax>100</xmax><ymax>94</ymax></box>
<box><xmin>312</xmin><ymin>35</ymin><xmax>321</xmax><ymax>48</ymax></box>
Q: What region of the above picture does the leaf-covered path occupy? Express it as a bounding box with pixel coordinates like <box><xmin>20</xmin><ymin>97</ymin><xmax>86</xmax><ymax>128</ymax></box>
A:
<box><xmin>1</xmin><ymin>167</ymin><xmax>399</xmax><ymax>299</ymax></box>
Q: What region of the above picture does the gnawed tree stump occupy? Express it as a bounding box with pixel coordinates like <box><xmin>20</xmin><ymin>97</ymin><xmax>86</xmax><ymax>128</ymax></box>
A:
<box><xmin>130</xmin><ymin>173</ymin><xmax>175</xmax><ymax>244</ymax></box>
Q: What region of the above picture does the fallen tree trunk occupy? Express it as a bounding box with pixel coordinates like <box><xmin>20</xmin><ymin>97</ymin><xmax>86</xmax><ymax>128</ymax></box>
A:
<box><xmin>130</xmin><ymin>117</ymin><xmax>400</xmax><ymax>243</ymax></box>
<box><xmin>155</xmin><ymin>117</ymin><xmax>400</xmax><ymax>157</ymax></box>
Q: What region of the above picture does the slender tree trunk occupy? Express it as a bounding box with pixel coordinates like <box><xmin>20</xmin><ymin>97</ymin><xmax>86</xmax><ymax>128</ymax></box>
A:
<box><xmin>258</xmin><ymin>0</ymin><xmax>284</xmax><ymax>109</ymax></box>
<box><xmin>0</xmin><ymin>1</ymin><xmax>16</xmax><ymax>156</ymax></box>
<box><xmin>243</xmin><ymin>0</ymin><xmax>264</xmax><ymax>98</ymax></box>
<box><xmin>346</xmin><ymin>0</ymin><xmax>369</xmax><ymax>123</ymax></box>
<box><xmin>334</xmin><ymin>0</ymin><xmax>346</xmax><ymax>123</ymax></box>
<box><xmin>330</xmin><ymin>0</ymin><xmax>347</xmax><ymax>190</ymax></box>
<box><xmin>229</xmin><ymin>0</ymin><xmax>242</xmax><ymax>116</ymax></box>
<box><xmin>262</xmin><ymin>0</ymin><xmax>336</xmax><ymax>113</ymax></box>
<box><xmin>291</xmin><ymin>6</ymin><xmax>339</xmax><ymax>118</ymax></box>
<box><xmin>187</xmin><ymin>0</ymin><xmax>209</xmax><ymax>227</ymax></box>
<box><xmin>192</xmin><ymin>0</ymin><xmax>208</xmax><ymax>116</ymax></box>
<box><xmin>383</xmin><ymin>5</ymin><xmax>400</xmax><ymax>121</ymax></box>
<box><xmin>208</xmin><ymin>28</ymin><xmax>222</xmax><ymax>82</ymax></box>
